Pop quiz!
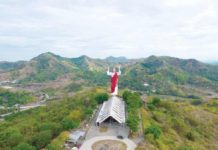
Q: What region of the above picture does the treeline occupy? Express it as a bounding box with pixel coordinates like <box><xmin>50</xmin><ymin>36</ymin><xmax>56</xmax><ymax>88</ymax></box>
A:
<box><xmin>122</xmin><ymin>91</ymin><xmax>143</xmax><ymax>132</ymax></box>
<box><xmin>0</xmin><ymin>89</ymin><xmax>108</xmax><ymax>150</ymax></box>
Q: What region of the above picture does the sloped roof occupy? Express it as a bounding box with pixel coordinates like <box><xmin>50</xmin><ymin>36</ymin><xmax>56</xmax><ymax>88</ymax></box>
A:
<box><xmin>69</xmin><ymin>130</ymin><xmax>85</xmax><ymax>143</ymax></box>
<box><xmin>96</xmin><ymin>96</ymin><xmax>125</xmax><ymax>124</ymax></box>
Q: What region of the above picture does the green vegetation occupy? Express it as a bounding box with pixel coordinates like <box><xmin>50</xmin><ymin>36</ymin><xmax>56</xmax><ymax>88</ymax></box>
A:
<box><xmin>201</xmin><ymin>98</ymin><xmax>218</xmax><ymax>114</ymax></box>
<box><xmin>119</xmin><ymin>56</ymin><xmax>218</xmax><ymax>98</ymax></box>
<box><xmin>12</xmin><ymin>143</ymin><xmax>36</xmax><ymax>150</ymax></box>
<box><xmin>0</xmin><ymin>88</ymin><xmax>103</xmax><ymax>150</ymax></box>
<box><xmin>1</xmin><ymin>53</ymin><xmax>218</xmax><ymax>100</ymax></box>
<box><xmin>94</xmin><ymin>92</ymin><xmax>108</xmax><ymax>104</ymax></box>
<box><xmin>137</xmin><ymin>97</ymin><xmax>218</xmax><ymax>150</ymax></box>
<box><xmin>0</xmin><ymin>88</ymin><xmax>35</xmax><ymax>107</ymax></box>
<box><xmin>65</xmin><ymin>82</ymin><xmax>82</xmax><ymax>92</ymax></box>
<box><xmin>1</xmin><ymin>53</ymin><xmax>218</xmax><ymax>150</ymax></box>
<box><xmin>145</xmin><ymin>124</ymin><xmax>162</xmax><ymax>139</ymax></box>
<box><xmin>123</xmin><ymin>91</ymin><xmax>142</xmax><ymax>132</ymax></box>
<box><xmin>47</xmin><ymin>131</ymin><xmax>69</xmax><ymax>150</ymax></box>
<box><xmin>20</xmin><ymin>53</ymin><xmax>72</xmax><ymax>83</ymax></box>
<box><xmin>147</xmin><ymin>97</ymin><xmax>160</xmax><ymax>111</ymax></box>
<box><xmin>82</xmin><ymin>70</ymin><xmax>108</xmax><ymax>86</ymax></box>
<box><xmin>0</xmin><ymin>61</ymin><xmax>25</xmax><ymax>71</ymax></box>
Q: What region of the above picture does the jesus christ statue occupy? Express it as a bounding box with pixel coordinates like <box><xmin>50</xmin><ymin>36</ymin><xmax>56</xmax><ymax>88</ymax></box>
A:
<box><xmin>107</xmin><ymin>66</ymin><xmax>121</xmax><ymax>96</ymax></box>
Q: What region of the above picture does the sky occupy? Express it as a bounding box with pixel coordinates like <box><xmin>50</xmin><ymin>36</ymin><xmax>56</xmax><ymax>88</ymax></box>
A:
<box><xmin>0</xmin><ymin>0</ymin><xmax>218</xmax><ymax>62</ymax></box>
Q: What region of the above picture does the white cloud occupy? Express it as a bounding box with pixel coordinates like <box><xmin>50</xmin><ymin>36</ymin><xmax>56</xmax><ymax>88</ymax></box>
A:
<box><xmin>0</xmin><ymin>0</ymin><xmax>218</xmax><ymax>61</ymax></box>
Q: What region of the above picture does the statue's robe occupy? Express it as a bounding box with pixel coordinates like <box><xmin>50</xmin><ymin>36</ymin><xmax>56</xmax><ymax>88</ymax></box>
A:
<box><xmin>107</xmin><ymin>70</ymin><xmax>121</xmax><ymax>96</ymax></box>
<box><xmin>111</xmin><ymin>72</ymin><xmax>118</xmax><ymax>93</ymax></box>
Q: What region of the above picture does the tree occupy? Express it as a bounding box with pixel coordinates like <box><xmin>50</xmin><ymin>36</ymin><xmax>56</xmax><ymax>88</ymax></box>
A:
<box><xmin>122</xmin><ymin>91</ymin><xmax>131</xmax><ymax>101</ymax></box>
<box><xmin>152</xmin><ymin>97</ymin><xmax>160</xmax><ymax>106</ymax></box>
<box><xmin>31</xmin><ymin>130</ymin><xmax>52</xmax><ymax>149</ymax></box>
<box><xmin>7</xmin><ymin>132</ymin><xmax>24</xmax><ymax>147</ymax></box>
<box><xmin>12</xmin><ymin>143</ymin><xmax>36</xmax><ymax>150</ymax></box>
<box><xmin>68</xmin><ymin>109</ymin><xmax>84</xmax><ymax>121</ymax></box>
<box><xmin>38</xmin><ymin>122</ymin><xmax>62</xmax><ymax>137</ymax></box>
<box><xmin>127</xmin><ymin>114</ymin><xmax>139</xmax><ymax>132</ymax></box>
<box><xmin>95</xmin><ymin>93</ymin><xmax>108</xmax><ymax>104</ymax></box>
<box><xmin>147</xmin><ymin>97</ymin><xmax>161</xmax><ymax>111</ymax></box>
<box><xmin>61</xmin><ymin>118</ymin><xmax>79</xmax><ymax>130</ymax></box>
<box><xmin>145</xmin><ymin>125</ymin><xmax>162</xmax><ymax>139</ymax></box>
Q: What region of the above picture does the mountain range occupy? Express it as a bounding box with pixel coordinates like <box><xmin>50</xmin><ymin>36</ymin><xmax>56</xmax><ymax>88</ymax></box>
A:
<box><xmin>0</xmin><ymin>52</ymin><xmax>218</xmax><ymax>97</ymax></box>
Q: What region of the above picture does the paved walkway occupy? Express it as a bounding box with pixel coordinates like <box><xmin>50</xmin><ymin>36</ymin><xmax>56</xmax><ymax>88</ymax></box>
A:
<box><xmin>80</xmin><ymin>136</ymin><xmax>136</xmax><ymax>150</ymax></box>
<box><xmin>86</xmin><ymin>123</ymin><xmax>129</xmax><ymax>140</ymax></box>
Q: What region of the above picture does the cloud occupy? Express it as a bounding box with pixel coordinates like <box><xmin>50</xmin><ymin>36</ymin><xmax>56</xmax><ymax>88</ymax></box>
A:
<box><xmin>0</xmin><ymin>0</ymin><xmax>218</xmax><ymax>61</ymax></box>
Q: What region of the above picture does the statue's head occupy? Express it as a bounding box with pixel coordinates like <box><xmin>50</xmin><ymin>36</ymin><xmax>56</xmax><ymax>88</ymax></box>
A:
<box><xmin>112</xmin><ymin>68</ymin><xmax>116</xmax><ymax>72</ymax></box>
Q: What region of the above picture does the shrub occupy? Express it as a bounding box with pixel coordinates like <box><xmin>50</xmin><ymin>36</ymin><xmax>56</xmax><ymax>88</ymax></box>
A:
<box><xmin>187</xmin><ymin>95</ymin><xmax>200</xmax><ymax>99</ymax></box>
<box><xmin>186</xmin><ymin>130</ymin><xmax>199</xmax><ymax>141</ymax></box>
<box><xmin>190</xmin><ymin>99</ymin><xmax>203</xmax><ymax>105</ymax></box>
<box><xmin>31</xmin><ymin>130</ymin><xmax>52</xmax><ymax>149</ymax></box>
<box><xmin>186</xmin><ymin>131</ymin><xmax>195</xmax><ymax>141</ymax></box>
<box><xmin>38</xmin><ymin>122</ymin><xmax>62</xmax><ymax>137</ymax></box>
<box><xmin>12</xmin><ymin>143</ymin><xmax>36</xmax><ymax>150</ymax></box>
<box><xmin>66</xmin><ymin>83</ymin><xmax>82</xmax><ymax>92</ymax></box>
<box><xmin>171</xmin><ymin>117</ymin><xmax>188</xmax><ymax>135</ymax></box>
<box><xmin>61</xmin><ymin>118</ymin><xmax>79</xmax><ymax>130</ymax></box>
<box><xmin>122</xmin><ymin>91</ymin><xmax>131</xmax><ymax>101</ymax></box>
<box><xmin>179</xmin><ymin>146</ymin><xmax>194</xmax><ymax>150</ymax></box>
<box><xmin>95</xmin><ymin>93</ymin><xmax>108</xmax><ymax>104</ymax></box>
<box><xmin>7</xmin><ymin>132</ymin><xmax>24</xmax><ymax>147</ymax></box>
<box><xmin>152</xmin><ymin>97</ymin><xmax>160</xmax><ymax>106</ymax></box>
<box><xmin>145</xmin><ymin>125</ymin><xmax>162</xmax><ymax>139</ymax></box>
<box><xmin>147</xmin><ymin>103</ymin><xmax>155</xmax><ymax>111</ymax></box>
<box><xmin>123</xmin><ymin>91</ymin><xmax>142</xmax><ymax>132</ymax></box>
<box><xmin>147</xmin><ymin>97</ymin><xmax>161</xmax><ymax>111</ymax></box>
<box><xmin>127</xmin><ymin>114</ymin><xmax>139</xmax><ymax>132</ymax></box>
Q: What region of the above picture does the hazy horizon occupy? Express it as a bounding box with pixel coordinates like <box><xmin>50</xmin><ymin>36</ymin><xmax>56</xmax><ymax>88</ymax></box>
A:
<box><xmin>0</xmin><ymin>51</ymin><xmax>218</xmax><ymax>64</ymax></box>
<box><xmin>1</xmin><ymin>0</ymin><xmax>218</xmax><ymax>62</ymax></box>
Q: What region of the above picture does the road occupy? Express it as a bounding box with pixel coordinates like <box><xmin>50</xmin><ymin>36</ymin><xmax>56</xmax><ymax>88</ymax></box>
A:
<box><xmin>0</xmin><ymin>100</ymin><xmax>46</xmax><ymax>119</ymax></box>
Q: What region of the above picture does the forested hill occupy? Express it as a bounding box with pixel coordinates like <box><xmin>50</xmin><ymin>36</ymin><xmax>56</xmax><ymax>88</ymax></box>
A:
<box><xmin>0</xmin><ymin>52</ymin><xmax>218</xmax><ymax>95</ymax></box>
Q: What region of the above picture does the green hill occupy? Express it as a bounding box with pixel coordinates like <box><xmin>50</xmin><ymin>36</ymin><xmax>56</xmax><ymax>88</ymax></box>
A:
<box><xmin>120</xmin><ymin>56</ymin><xmax>218</xmax><ymax>97</ymax></box>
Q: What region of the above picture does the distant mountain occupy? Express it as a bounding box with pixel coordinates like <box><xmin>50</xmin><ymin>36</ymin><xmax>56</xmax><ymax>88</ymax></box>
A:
<box><xmin>0</xmin><ymin>61</ymin><xmax>26</xmax><ymax>72</ymax></box>
<box><xmin>143</xmin><ymin>56</ymin><xmax>218</xmax><ymax>82</ymax></box>
<box><xmin>70</xmin><ymin>55</ymin><xmax>106</xmax><ymax>71</ymax></box>
<box><xmin>120</xmin><ymin>55</ymin><xmax>218</xmax><ymax>96</ymax></box>
<box><xmin>105</xmin><ymin>56</ymin><xmax>128</xmax><ymax>63</ymax></box>
<box><xmin>0</xmin><ymin>52</ymin><xmax>218</xmax><ymax>96</ymax></box>
<box><xmin>0</xmin><ymin>52</ymin><xmax>107</xmax><ymax>83</ymax></box>
<box><xmin>212</xmin><ymin>62</ymin><xmax>218</xmax><ymax>65</ymax></box>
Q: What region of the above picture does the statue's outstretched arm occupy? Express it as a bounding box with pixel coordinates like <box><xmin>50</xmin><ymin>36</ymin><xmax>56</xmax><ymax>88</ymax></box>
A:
<box><xmin>107</xmin><ymin>67</ymin><xmax>112</xmax><ymax>76</ymax></box>
<box><xmin>118</xmin><ymin>66</ymin><xmax>121</xmax><ymax>75</ymax></box>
